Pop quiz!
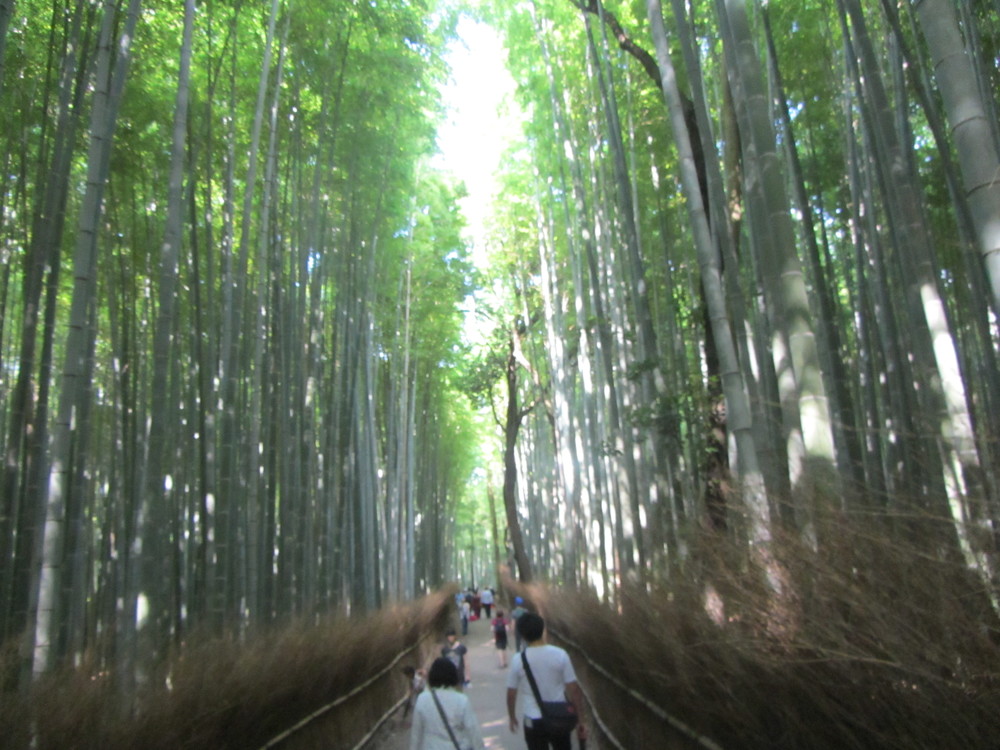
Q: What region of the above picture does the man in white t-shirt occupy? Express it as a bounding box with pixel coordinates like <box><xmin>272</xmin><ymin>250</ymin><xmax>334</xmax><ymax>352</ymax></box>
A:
<box><xmin>505</xmin><ymin>612</ymin><xmax>588</xmax><ymax>749</ymax></box>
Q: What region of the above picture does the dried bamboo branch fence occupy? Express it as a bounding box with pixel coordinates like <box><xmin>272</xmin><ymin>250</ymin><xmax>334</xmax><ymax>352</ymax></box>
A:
<box><xmin>259</xmin><ymin>633</ymin><xmax>429</xmax><ymax>749</ymax></box>
<box><xmin>551</xmin><ymin>626</ymin><xmax>726</xmax><ymax>750</ymax></box>
<box><xmin>0</xmin><ymin>590</ymin><xmax>458</xmax><ymax>750</ymax></box>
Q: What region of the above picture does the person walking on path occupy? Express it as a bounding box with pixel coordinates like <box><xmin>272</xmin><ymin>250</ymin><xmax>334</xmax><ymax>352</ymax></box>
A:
<box><xmin>510</xmin><ymin>598</ymin><xmax>528</xmax><ymax>653</ymax></box>
<box><xmin>506</xmin><ymin>612</ymin><xmax>588</xmax><ymax>750</ymax></box>
<box><xmin>461</xmin><ymin>598</ymin><xmax>472</xmax><ymax>636</ymax></box>
<box><xmin>442</xmin><ymin>628</ymin><xmax>471</xmax><ymax>687</ymax></box>
<box><xmin>472</xmin><ymin>590</ymin><xmax>483</xmax><ymax>619</ymax></box>
<box><xmin>409</xmin><ymin>657</ymin><xmax>485</xmax><ymax>750</ymax></box>
<box><xmin>481</xmin><ymin>587</ymin><xmax>495</xmax><ymax>619</ymax></box>
<box><xmin>492</xmin><ymin>609</ymin><xmax>510</xmax><ymax>668</ymax></box>
<box><xmin>384</xmin><ymin>613</ymin><xmax>532</xmax><ymax>750</ymax></box>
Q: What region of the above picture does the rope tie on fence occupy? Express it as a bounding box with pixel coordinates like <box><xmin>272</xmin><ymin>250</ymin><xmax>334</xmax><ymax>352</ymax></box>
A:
<box><xmin>550</xmin><ymin>626</ymin><xmax>726</xmax><ymax>750</ymax></box>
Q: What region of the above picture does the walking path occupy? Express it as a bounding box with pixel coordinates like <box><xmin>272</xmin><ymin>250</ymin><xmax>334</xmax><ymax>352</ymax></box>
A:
<box><xmin>378</xmin><ymin>613</ymin><xmax>528</xmax><ymax>749</ymax></box>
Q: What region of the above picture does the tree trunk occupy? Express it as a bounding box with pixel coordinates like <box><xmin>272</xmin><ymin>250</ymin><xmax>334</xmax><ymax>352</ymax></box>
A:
<box><xmin>762</xmin><ymin>6</ymin><xmax>865</xmax><ymax>498</ymax></box>
<box><xmin>503</xmin><ymin>331</ymin><xmax>533</xmax><ymax>583</ymax></box>
<box><xmin>912</xmin><ymin>0</ymin><xmax>1000</xmax><ymax>320</ymax></box>
<box><xmin>135</xmin><ymin>0</ymin><xmax>194</xmax><ymax>653</ymax></box>
<box><xmin>716</xmin><ymin>0</ymin><xmax>838</xmax><ymax>521</ymax></box>
<box><xmin>842</xmin><ymin>0</ymin><xmax>996</xmax><ymax>607</ymax></box>
<box><xmin>645</xmin><ymin>0</ymin><xmax>772</xmax><ymax>552</ymax></box>
<box><xmin>33</xmin><ymin>0</ymin><xmax>142</xmax><ymax>679</ymax></box>
<box><xmin>1</xmin><ymin>0</ymin><xmax>90</xmax><ymax>643</ymax></box>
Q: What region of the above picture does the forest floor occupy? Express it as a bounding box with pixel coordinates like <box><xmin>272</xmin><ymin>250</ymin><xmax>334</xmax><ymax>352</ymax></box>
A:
<box><xmin>375</xmin><ymin>613</ymin><xmax>534</xmax><ymax>750</ymax></box>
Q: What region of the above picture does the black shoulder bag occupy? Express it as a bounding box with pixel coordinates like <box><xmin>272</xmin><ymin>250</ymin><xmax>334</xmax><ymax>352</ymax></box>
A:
<box><xmin>521</xmin><ymin>650</ymin><xmax>579</xmax><ymax>735</ymax></box>
<box><xmin>430</xmin><ymin>688</ymin><xmax>464</xmax><ymax>750</ymax></box>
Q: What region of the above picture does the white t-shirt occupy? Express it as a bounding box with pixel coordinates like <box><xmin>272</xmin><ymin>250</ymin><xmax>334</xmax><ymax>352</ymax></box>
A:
<box><xmin>409</xmin><ymin>688</ymin><xmax>484</xmax><ymax>750</ymax></box>
<box><xmin>506</xmin><ymin>644</ymin><xmax>578</xmax><ymax>720</ymax></box>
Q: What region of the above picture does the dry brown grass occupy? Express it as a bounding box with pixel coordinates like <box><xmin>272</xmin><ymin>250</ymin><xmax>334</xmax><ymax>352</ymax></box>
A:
<box><xmin>509</xmin><ymin>511</ymin><xmax>1000</xmax><ymax>749</ymax></box>
<box><xmin>5</xmin><ymin>508</ymin><xmax>999</xmax><ymax>750</ymax></box>
<box><xmin>0</xmin><ymin>589</ymin><xmax>454</xmax><ymax>750</ymax></box>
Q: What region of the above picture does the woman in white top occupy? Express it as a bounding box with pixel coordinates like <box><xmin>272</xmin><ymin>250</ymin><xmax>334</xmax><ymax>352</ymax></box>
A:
<box><xmin>409</xmin><ymin>657</ymin><xmax>485</xmax><ymax>750</ymax></box>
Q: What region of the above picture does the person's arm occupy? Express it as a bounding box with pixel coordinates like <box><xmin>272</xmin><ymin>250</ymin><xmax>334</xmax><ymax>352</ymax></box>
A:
<box><xmin>507</xmin><ymin>687</ymin><xmax>519</xmax><ymax>733</ymax></box>
<box><xmin>566</xmin><ymin>681</ymin><xmax>588</xmax><ymax>740</ymax></box>
<box><xmin>463</xmin><ymin>696</ymin><xmax>486</xmax><ymax>749</ymax></box>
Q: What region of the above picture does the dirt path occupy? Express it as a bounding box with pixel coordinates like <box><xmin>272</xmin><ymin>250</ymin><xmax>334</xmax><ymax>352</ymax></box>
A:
<box><xmin>376</xmin><ymin>613</ymin><xmax>528</xmax><ymax>749</ymax></box>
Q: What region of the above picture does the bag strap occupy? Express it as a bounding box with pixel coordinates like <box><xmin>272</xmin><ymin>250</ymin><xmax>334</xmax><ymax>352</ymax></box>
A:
<box><xmin>430</xmin><ymin>689</ymin><xmax>463</xmax><ymax>750</ymax></box>
<box><xmin>521</xmin><ymin>650</ymin><xmax>548</xmax><ymax>717</ymax></box>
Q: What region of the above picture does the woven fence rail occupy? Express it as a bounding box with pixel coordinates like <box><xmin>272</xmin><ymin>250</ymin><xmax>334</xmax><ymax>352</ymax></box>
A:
<box><xmin>258</xmin><ymin>633</ymin><xmax>429</xmax><ymax>749</ymax></box>
<box><xmin>551</xmin><ymin>626</ymin><xmax>725</xmax><ymax>750</ymax></box>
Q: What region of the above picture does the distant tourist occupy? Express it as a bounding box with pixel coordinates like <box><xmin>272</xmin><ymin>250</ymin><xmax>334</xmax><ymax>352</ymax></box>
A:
<box><xmin>481</xmin><ymin>586</ymin><xmax>494</xmax><ymax>618</ymax></box>
<box><xmin>510</xmin><ymin>597</ymin><xmax>528</xmax><ymax>652</ymax></box>
<box><xmin>409</xmin><ymin>657</ymin><xmax>484</xmax><ymax>750</ymax></box>
<box><xmin>492</xmin><ymin>609</ymin><xmax>510</xmax><ymax>668</ymax></box>
<box><xmin>441</xmin><ymin>628</ymin><xmax>470</xmax><ymax>687</ymax></box>
<box><xmin>460</xmin><ymin>598</ymin><xmax>471</xmax><ymax>635</ymax></box>
<box><xmin>506</xmin><ymin>612</ymin><xmax>587</xmax><ymax>750</ymax></box>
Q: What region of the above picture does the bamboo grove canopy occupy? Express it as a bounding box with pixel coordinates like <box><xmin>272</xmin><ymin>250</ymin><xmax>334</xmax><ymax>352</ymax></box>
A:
<box><xmin>0</xmin><ymin>0</ymin><xmax>999</xmax><ymax>691</ymax></box>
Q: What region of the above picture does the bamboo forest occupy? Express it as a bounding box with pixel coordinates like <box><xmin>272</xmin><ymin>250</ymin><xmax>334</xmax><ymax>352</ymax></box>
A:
<box><xmin>1</xmin><ymin>0</ymin><xmax>1000</xmax><ymax>747</ymax></box>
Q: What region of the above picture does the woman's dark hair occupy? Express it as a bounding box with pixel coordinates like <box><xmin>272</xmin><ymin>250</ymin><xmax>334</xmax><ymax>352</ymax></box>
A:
<box><xmin>428</xmin><ymin>657</ymin><xmax>460</xmax><ymax>688</ymax></box>
<box><xmin>516</xmin><ymin>611</ymin><xmax>545</xmax><ymax>642</ymax></box>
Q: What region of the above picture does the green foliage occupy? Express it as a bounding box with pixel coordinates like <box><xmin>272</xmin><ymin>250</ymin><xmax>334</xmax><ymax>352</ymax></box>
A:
<box><xmin>3</xmin><ymin>0</ymin><xmax>1000</xmax><ymax>693</ymax></box>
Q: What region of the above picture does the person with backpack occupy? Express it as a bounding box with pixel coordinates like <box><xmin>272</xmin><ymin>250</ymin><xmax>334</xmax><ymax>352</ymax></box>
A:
<box><xmin>492</xmin><ymin>609</ymin><xmax>510</xmax><ymax>668</ymax></box>
<box><xmin>506</xmin><ymin>612</ymin><xmax>587</xmax><ymax>750</ymax></box>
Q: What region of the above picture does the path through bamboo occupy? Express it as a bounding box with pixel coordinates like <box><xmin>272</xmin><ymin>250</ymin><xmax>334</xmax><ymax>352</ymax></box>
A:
<box><xmin>377</xmin><ymin>612</ymin><xmax>529</xmax><ymax>749</ymax></box>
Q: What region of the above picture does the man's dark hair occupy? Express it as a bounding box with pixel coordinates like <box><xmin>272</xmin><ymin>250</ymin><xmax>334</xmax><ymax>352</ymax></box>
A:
<box><xmin>428</xmin><ymin>657</ymin><xmax>460</xmax><ymax>688</ymax></box>
<box><xmin>516</xmin><ymin>611</ymin><xmax>545</xmax><ymax>642</ymax></box>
